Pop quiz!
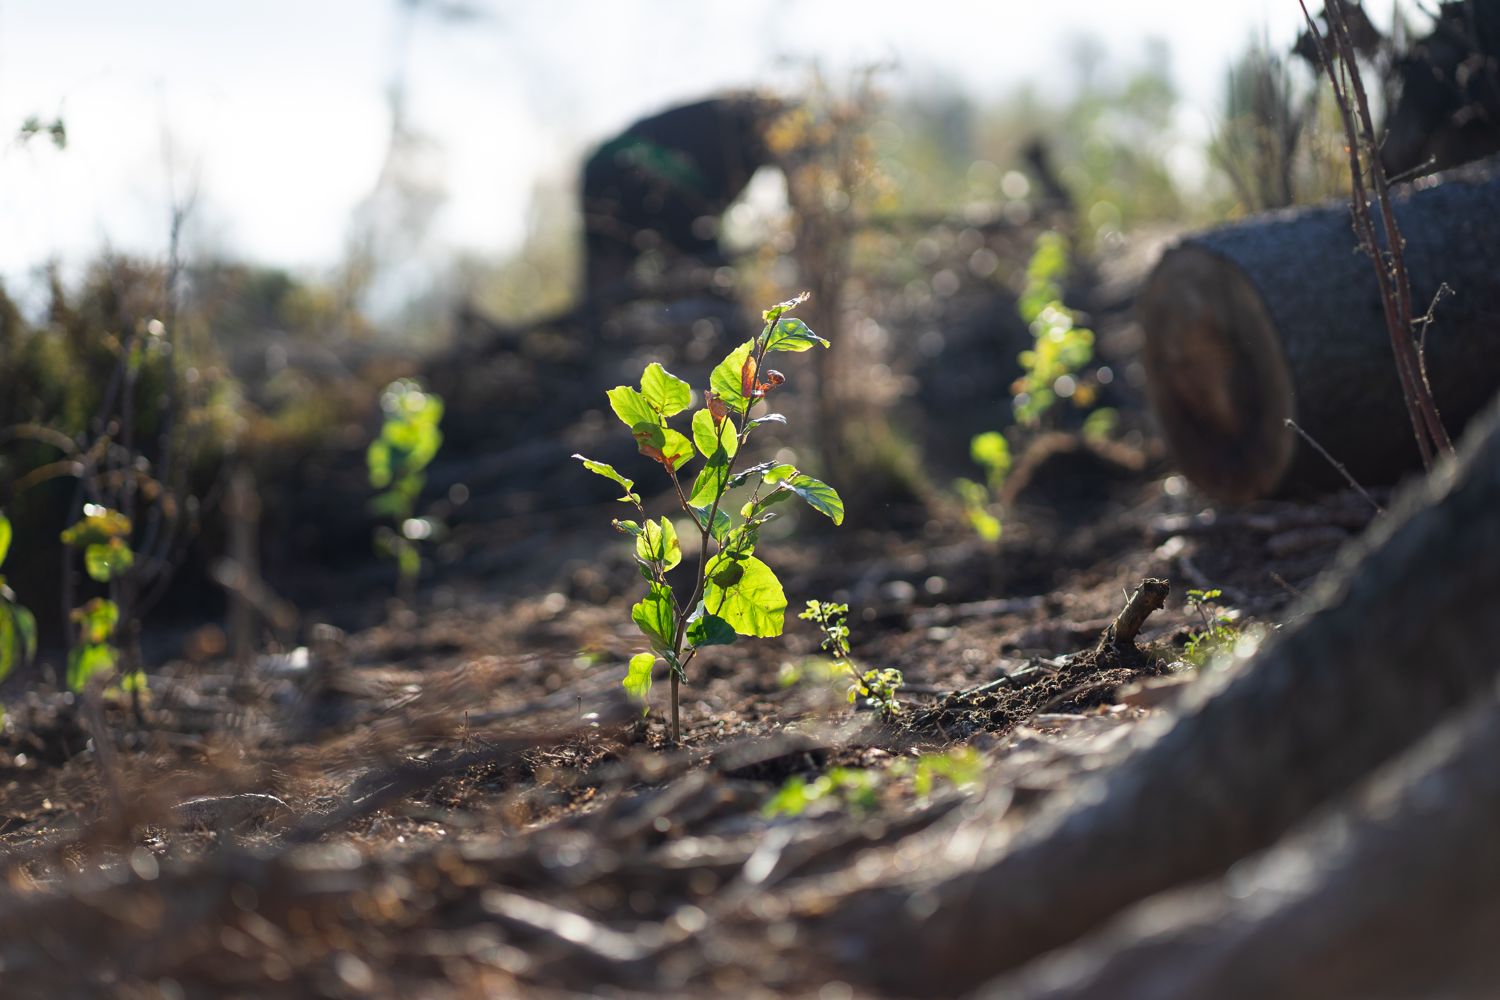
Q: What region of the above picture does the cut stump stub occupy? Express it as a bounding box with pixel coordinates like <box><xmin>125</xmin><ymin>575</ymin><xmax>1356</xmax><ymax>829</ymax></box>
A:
<box><xmin>1138</xmin><ymin>157</ymin><xmax>1500</xmax><ymax>502</ymax></box>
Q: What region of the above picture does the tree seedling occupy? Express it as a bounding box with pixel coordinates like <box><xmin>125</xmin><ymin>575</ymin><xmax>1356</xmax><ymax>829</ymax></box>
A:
<box><xmin>1013</xmin><ymin>231</ymin><xmax>1098</xmax><ymax>427</ymax></box>
<box><xmin>60</xmin><ymin>504</ymin><xmax>143</xmax><ymax>694</ymax></box>
<box><xmin>952</xmin><ymin>430</ymin><xmax>1012</xmax><ymax>543</ymax></box>
<box><xmin>575</xmin><ymin>294</ymin><xmax>844</xmax><ymax>743</ymax></box>
<box><xmin>367</xmin><ymin>378</ymin><xmax>445</xmax><ymax>607</ymax></box>
<box><xmin>799</xmin><ymin>598</ymin><xmax>902</xmax><ymax>718</ymax></box>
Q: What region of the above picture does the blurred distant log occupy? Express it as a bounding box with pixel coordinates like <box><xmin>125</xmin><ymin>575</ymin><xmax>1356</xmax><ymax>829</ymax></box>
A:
<box><xmin>1138</xmin><ymin>156</ymin><xmax>1500</xmax><ymax>501</ymax></box>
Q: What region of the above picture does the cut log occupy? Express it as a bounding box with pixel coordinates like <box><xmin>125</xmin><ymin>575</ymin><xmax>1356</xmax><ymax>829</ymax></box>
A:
<box><xmin>1138</xmin><ymin>156</ymin><xmax>1500</xmax><ymax>501</ymax></box>
<box><xmin>986</xmin><ymin>690</ymin><xmax>1500</xmax><ymax>999</ymax></box>
<box><xmin>820</xmin><ymin>387</ymin><xmax>1500</xmax><ymax>996</ymax></box>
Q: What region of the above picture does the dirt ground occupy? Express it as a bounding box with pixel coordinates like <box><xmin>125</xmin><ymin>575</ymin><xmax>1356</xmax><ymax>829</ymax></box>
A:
<box><xmin>0</xmin><ymin>391</ymin><xmax>1379</xmax><ymax>998</ymax></box>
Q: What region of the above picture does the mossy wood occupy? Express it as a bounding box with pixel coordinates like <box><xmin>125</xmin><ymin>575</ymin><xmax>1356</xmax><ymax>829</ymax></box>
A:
<box><xmin>1138</xmin><ymin>156</ymin><xmax>1500</xmax><ymax>501</ymax></box>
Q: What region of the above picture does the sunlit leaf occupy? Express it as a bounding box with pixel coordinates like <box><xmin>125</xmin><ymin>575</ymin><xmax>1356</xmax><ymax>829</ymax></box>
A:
<box><xmin>60</xmin><ymin>508</ymin><xmax>131</xmax><ymax>549</ymax></box>
<box><xmin>574</xmin><ymin>455</ymin><xmax>636</xmax><ymax>498</ymax></box>
<box><xmin>72</xmin><ymin>598</ymin><xmax>119</xmax><ymax>645</ymax></box>
<box><xmin>970</xmin><ymin>431</ymin><xmax>1012</xmax><ymax>491</ymax></box>
<box><xmin>688</xmin><ymin>504</ymin><xmax>732</xmax><ymax>541</ymax></box>
<box><xmin>761</xmin><ymin>316</ymin><xmax>829</xmax><ymax>353</ymax></box>
<box><xmin>703</xmin><ymin>554</ymin><xmax>785</xmax><ymax>638</ymax></box>
<box><xmin>623</xmin><ymin>652</ymin><xmax>655</xmax><ymax>713</ymax></box>
<box><xmin>639</xmin><ymin>363</ymin><xmax>692</xmax><ymax>417</ymax></box>
<box><xmin>631</xmin><ymin>583</ymin><xmax>676</xmax><ymax>651</ymax></box>
<box><xmin>709</xmin><ymin>340</ymin><xmax>755</xmax><ymax>415</ymax></box>
<box><xmin>727</xmin><ymin>461</ymin><xmax>777</xmax><ymax>490</ymax></box>
<box><xmin>771</xmin><ymin>471</ymin><xmax>844</xmax><ymax>525</ymax></box>
<box><xmin>84</xmin><ymin>538</ymin><xmax>134</xmax><ymax>583</ymax></box>
<box><xmin>761</xmin><ymin>291</ymin><xmax>808</xmax><ymax>325</ymax></box>
<box><xmin>745</xmin><ymin>413</ymin><xmax>787</xmax><ymax>432</ymax></box>
<box><xmin>67</xmin><ymin>643</ymin><xmax>116</xmax><ymax>692</ymax></box>
<box><xmin>0</xmin><ymin>607</ymin><xmax>15</xmax><ymax>683</ymax></box>
<box><xmin>691</xmin><ymin>408</ymin><xmax>737</xmax><ymax>459</ymax></box>
<box><xmin>632</xmin><ymin>425</ymin><xmax>694</xmax><ymax>472</ymax></box>
<box><xmin>0</xmin><ymin>512</ymin><xmax>11</xmax><ymax>568</ymax></box>
<box><xmin>635</xmin><ymin>517</ymin><xmax>682</xmax><ymax>573</ymax></box>
<box><xmin>688</xmin><ymin>449</ymin><xmax>730</xmax><ymax>508</ymax></box>
<box><xmin>607</xmin><ymin>385</ymin><xmax>661</xmax><ymax>431</ymax></box>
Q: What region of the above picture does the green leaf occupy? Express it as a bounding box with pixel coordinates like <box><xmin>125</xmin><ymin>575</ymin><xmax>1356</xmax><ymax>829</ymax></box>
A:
<box><xmin>762</xmin><ymin>464</ymin><xmax>798</xmax><ymax>484</ymax></box>
<box><xmin>61</xmin><ymin>508</ymin><xmax>131</xmax><ymax>549</ymax></box>
<box><xmin>741</xmin><ymin>489</ymin><xmax>794</xmax><ymax>519</ymax></box>
<box><xmin>727</xmin><ymin>461</ymin><xmax>776</xmax><ymax>490</ymax></box>
<box><xmin>0</xmin><ymin>607</ymin><xmax>15</xmax><ymax>683</ymax></box>
<box><xmin>367</xmin><ymin>439</ymin><xmax>393</xmax><ymax>489</ymax></box>
<box><xmin>691</xmin><ymin>408</ymin><xmax>737</xmax><ymax>459</ymax></box>
<box><xmin>631</xmin><ymin>424</ymin><xmax>694</xmax><ymax>472</ymax></box>
<box><xmin>0</xmin><ymin>512</ymin><xmax>11</xmax><ymax>568</ymax></box>
<box><xmin>84</xmin><ymin>538</ymin><xmax>134</xmax><ymax>583</ymax></box>
<box><xmin>623</xmin><ymin>653</ymin><xmax>655</xmax><ymax>713</ymax></box>
<box><xmin>574</xmin><ymin>455</ymin><xmax>636</xmax><ymax>498</ymax></box>
<box><xmin>761</xmin><ymin>292</ymin><xmax>808</xmax><ymax>325</ymax></box>
<box><xmin>709</xmin><ymin>340</ymin><xmax>755</xmax><ymax>415</ymax></box>
<box><xmin>761</xmin><ymin>316</ymin><xmax>829</xmax><ymax>353</ymax></box>
<box><xmin>72</xmin><ymin>597</ymin><xmax>119</xmax><ymax>645</ymax></box>
<box><xmin>636</xmin><ymin>517</ymin><xmax>682</xmax><ymax>573</ymax></box>
<box><xmin>118</xmin><ymin>669</ymin><xmax>148</xmax><ymax>695</ymax></box>
<box><xmin>631</xmin><ymin>583</ymin><xmax>676</xmax><ymax>651</ymax></box>
<box><xmin>639</xmin><ymin>363</ymin><xmax>692</xmax><ymax>417</ymax></box>
<box><xmin>778</xmin><ymin>472</ymin><xmax>845</xmax><ymax>525</ymax></box>
<box><xmin>970</xmin><ymin>432</ymin><xmax>1012</xmax><ymax>491</ymax></box>
<box><xmin>704</xmin><ymin>554</ymin><xmax>786</xmax><ymax>638</ymax></box>
<box><xmin>745</xmin><ymin>413</ymin><xmax>787</xmax><ymax>432</ymax></box>
<box><xmin>607</xmin><ymin>385</ymin><xmax>661</xmax><ymax>431</ymax></box>
<box><xmin>13</xmin><ymin>604</ymin><xmax>35</xmax><ymax>667</ymax></box>
<box><xmin>67</xmin><ymin>643</ymin><xmax>116</xmax><ymax>692</ymax></box>
<box><xmin>686</xmin><ymin>607</ymin><xmax>737</xmax><ymax>649</ymax></box>
<box><xmin>689</xmin><ymin>504</ymin><xmax>732</xmax><ymax>541</ymax></box>
<box><xmin>397</xmin><ymin>542</ymin><xmax>421</xmax><ymax>580</ymax></box>
<box><xmin>688</xmin><ymin>449</ymin><xmax>731</xmax><ymax>508</ymax></box>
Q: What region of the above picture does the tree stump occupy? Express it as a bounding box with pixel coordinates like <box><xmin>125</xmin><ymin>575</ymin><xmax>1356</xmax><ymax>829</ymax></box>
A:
<box><xmin>1137</xmin><ymin>157</ymin><xmax>1500</xmax><ymax>501</ymax></box>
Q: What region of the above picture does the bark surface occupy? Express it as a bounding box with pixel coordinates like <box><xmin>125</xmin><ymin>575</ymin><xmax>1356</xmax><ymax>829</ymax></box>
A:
<box><xmin>825</xmin><ymin>389</ymin><xmax>1500</xmax><ymax>997</ymax></box>
<box><xmin>1138</xmin><ymin>156</ymin><xmax>1500</xmax><ymax>500</ymax></box>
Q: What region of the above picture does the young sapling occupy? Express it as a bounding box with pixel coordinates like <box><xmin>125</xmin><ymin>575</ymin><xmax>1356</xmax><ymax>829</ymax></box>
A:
<box><xmin>575</xmin><ymin>294</ymin><xmax>844</xmax><ymax>743</ymax></box>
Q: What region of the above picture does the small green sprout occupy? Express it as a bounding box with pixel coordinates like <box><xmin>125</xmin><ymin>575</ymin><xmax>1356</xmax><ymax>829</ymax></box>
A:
<box><xmin>59</xmin><ymin>504</ymin><xmax>141</xmax><ymax>693</ymax></box>
<box><xmin>763</xmin><ymin>767</ymin><xmax>880</xmax><ymax>817</ymax></box>
<box><xmin>953</xmin><ymin>430</ymin><xmax>1012</xmax><ymax>543</ymax></box>
<box><xmin>763</xmin><ymin>748</ymin><xmax>986</xmax><ymax>818</ymax></box>
<box><xmin>368</xmin><ymin>378</ymin><xmax>445</xmax><ymax>604</ymax></box>
<box><xmin>1183</xmin><ymin>588</ymin><xmax>1239</xmax><ymax>667</ymax></box>
<box><xmin>576</xmin><ymin>294</ymin><xmax>844</xmax><ymax>743</ymax></box>
<box><xmin>1013</xmin><ymin>231</ymin><xmax>1097</xmax><ymax>427</ymax></box>
<box><xmin>799</xmin><ymin>599</ymin><xmax>903</xmax><ymax>717</ymax></box>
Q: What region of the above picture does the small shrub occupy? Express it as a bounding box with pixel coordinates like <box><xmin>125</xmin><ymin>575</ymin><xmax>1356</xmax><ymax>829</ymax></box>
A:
<box><xmin>952</xmin><ymin>430</ymin><xmax>1012</xmax><ymax>543</ymax></box>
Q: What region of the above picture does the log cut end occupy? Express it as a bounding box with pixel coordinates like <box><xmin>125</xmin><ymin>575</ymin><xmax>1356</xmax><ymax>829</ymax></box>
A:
<box><xmin>1138</xmin><ymin>244</ymin><xmax>1296</xmax><ymax>502</ymax></box>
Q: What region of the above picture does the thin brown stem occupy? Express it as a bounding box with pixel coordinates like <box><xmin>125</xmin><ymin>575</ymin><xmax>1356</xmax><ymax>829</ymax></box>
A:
<box><xmin>1301</xmin><ymin>0</ymin><xmax>1452</xmax><ymax>467</ymax></box>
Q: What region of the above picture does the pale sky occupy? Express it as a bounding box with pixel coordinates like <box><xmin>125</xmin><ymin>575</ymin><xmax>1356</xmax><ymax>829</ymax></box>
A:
<box><xmin>0</xmin><ymin>0</ymin><xmax>1325</xmax><ymax>294</ymax></box>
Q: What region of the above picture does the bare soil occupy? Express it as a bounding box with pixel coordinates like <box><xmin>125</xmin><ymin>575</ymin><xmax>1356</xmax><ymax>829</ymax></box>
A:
<box><xmin>0</xmin><ymin>419</ymin><xmax>1375</xmax><ymax>997</ymax></box>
